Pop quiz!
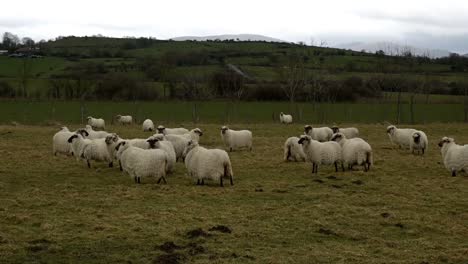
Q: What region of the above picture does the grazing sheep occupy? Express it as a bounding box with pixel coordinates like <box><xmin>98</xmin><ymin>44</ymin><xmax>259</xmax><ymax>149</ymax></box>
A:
<box><xmin>52</xmin><ymin>127</ymin><xmax>74</xmax><ymax>156</ymax></box>
<box><xmin>84</xmin><ymin>125</ymin><xmax>110</xmax><ymax>139</ymax></box>
<box><xmin>157</xmin><ymin>125</ymin><xmax>189</xmax><ymax>135</ymax></box>
<box><xmin>280</xmin><ymin>112</ymin><xmax>293</xmax><ymax>124</ymax></box>
<box><xmin>283</xmin><ymin>136</ymin><xmax>306</xmax><ymax>162</ymax></box>
<box><xmin>331</xmin><ymin>133</ymin><xmax>372</xmax><ymax>171</ymax></box>
<box><xmin>142</xmin><ymin>119</ymin><xmax>155</xmax><ymax>132</ymax></box>
<box><xmin>298</xmin><ymin>135</ymin><xmax>342</xmax><ymax>174</ymax></box>
<box><xmin>304</xmin><ymin>125</ymin><xmax>333</xmax><ymax>142</ymax></box>
<box><xmin>115</xmin><ymin>115</ymin><xmax>133</xmax><ymax>125</ymax></box>
<box><xmin>87</xmin><ymin>116</ymin><xmax>105</xmax><ymax>130</ymax></box>
<box><xmin>67</xmin><ymin>131</ymin><xmax>91</xmax><ymax>161</ymax></box>
<box><xmin>147</xmin><ymin>136</ymin><xmax>176</xmax><ymax>173</ymax></box>
<box><xmin>386</xmin><ymin>125</ymin><xmax>417</xmax><ymax>149</ymax></box>
<box><xmin>410</xmin><ymin>130</ymin><xmax>428</xmax><ymax>155</ymax></box>
<box><xmin>115</xmin><ymin>140</ymin><xmax>168</xmax><ymax>184</ymax></box>
<box><xmin>183</xmin><ymin>140</ymin><xmax>233</xmax><ymax>187</ymax></box>
<box><xmin>181</xmin><ymin>128</ymin><xmax>203</xmax><ymax>142</ymax></box>
<box><xmin>220</xmin><ymin>126</ymin><xmax>252</xmax><ymax>152</ymax></box>
<box><xmin>331</xmin><ymin>126</ymin><xmax>359</xmax><ymax>139</ymax></box>
<box><xmin>438</xmin><ymin>137</ymin><xmax>468</xmax><ymax>177</ymax></box>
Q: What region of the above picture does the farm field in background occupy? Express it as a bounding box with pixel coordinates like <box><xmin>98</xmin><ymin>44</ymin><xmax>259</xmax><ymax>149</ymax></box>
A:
<box><xmin>0</xmin><ymin>123</ymin><xmax>467</xmax><ymax>263</ymax></box>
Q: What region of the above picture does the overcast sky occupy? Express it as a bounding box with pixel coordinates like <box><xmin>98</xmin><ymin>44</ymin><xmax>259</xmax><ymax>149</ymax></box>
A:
<box><xmin>1</xmin><ymin>0</ymin><xmax>467</xmax><ymax>53</ymax></box>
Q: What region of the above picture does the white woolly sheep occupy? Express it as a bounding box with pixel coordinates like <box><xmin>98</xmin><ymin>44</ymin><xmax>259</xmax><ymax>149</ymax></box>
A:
<box><xmin>183</xmin><ymin>140</ymin><xmax>233</xmax><ymax>187</ymax></box>
<box><xmin>181</xmin><ymin>128</ymin><xmax>203</xmax><ymax>142</ymax></box>
<box><xmin>142</xmin><ymin>119</ymin><xmax>155</xmax><ymax>132</ymax></box>
<box><xmin>115</xmin><ymin>115</ymin><xmax>133</xmax><ymax>125</ymax></box>
<box><xmin>67</xmin><ymin>130</ymin><xmax>91</xmax><ymax>161</ymax></box>
<box><xmin>220</xmin><ymin>126</ymin><xmax>252</xmax><ymax>152</ymax></box>
<box><xmin>115</xmin><ymin>140</ymin><xmax>168</xmax><ymax>184</ymax></box>
<box><xmin>157</xmin><ymin>125</ymin><xmax>189</xmax><ymax>135</ymax></box>
<box><xmin>410</xmin><ymin>130</ymin><xmax>428</xmax><ymax>155</ymax></box>
<box><xmin>156</xmin><ymin>133</ymin><xmax>190</xmax><ymax>162</ymax></box>
<box><xmin>298</xmin><ymin>135</ymin><xmax>342</xmax><ymax>174</ymax></box>
<box><xmin>386</xmin><ymin>125</ymin><xmax>417</xmax><ymax>149</ymax></box>
<box><xmin>331</xmin><ymin>126</ymin><xmax>359</xmax><ymax>139</ymax></box>
<box><xmin>283</xmin><ymin>136</ymin><xmax>306</xmax><ymax>162</ymax></box>
<box><xmin>52</xmin><ymin>127</ymin><xmax>74</xmax><ymax>156</ymax></box>
<box><xmin>438</xmin><ymin>137</ymin><xmax>468</xmax><ymax>177</ymax></box>
<box><xmin>87</xmin><ymin>116</ymin><xmax>105</xmax><ymax>130</ymax></box>
<box><xmin>331</xmin><ymin>133</ymin><xmax>372</xmax><ymax>171</ymax></box>
<box><xmin>280</xmin><ymin>112</ymin><xmax>293</xmax><ymax>124</ymax></box>
<box><xmin>304</xmin><ymin>125</ymin><xmax>333</xmax><ymax>142</ymax></box>
<box><xmin>147</xmin><ymin>136</ymin><xmax>176</xmax><ymax>173</ymax></box>
<box><xmin>68</xmin><ymin>134</ymin><xmax>113</xmax><ymax>168</ymax></box>
<box><xmin>84</xmin><ymin>125</ymin><xmax>110</xmax><ymax>139</ymax></box>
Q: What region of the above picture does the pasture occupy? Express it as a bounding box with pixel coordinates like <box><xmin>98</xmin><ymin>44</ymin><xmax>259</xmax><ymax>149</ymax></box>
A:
<box><xmin>0</xmin><ymin>122</ymin><xmax>467</xmax><ymax>263</ymax></box>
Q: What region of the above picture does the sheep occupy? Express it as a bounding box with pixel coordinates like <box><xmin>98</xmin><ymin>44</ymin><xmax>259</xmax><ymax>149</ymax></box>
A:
<box><xmin>84</xmin><ymin>125</ymin><xmax>110</xmax><ymax>139</ymax></box>
<box><xmin>147</xmin><ymin>136</ymin><xmax>176</xmax><ymax>173</ymax></box>
<box><xmin>331</xmin><ymin>126</ymin><xmax>359</xmax><ymax>139</ymax></box>
<box><xmin>386</xmin><ymin>125</ymin><xmax>417</xmax><ymax>149</ymax></box>
<box><xmin>410</xmin><ymin>130</ymin><xmax>428</xmax><ymax>155</ymax></box>
<box><xmin>183</xmin><ymin>140</ymin><xmax>233</xmax><ymax>187</ymax></box>
<box><xmin>304</xmin><ymin>125</ymin><xmax>333</xmax><ymax>142</ymax></box>
<box><xmin>115</xmin><ymin>115</ymin><xmax>133</xmax><ymax>125</ymax></box>
<box><xmin>331</xmin><ymin>133</ymin><xmax>372</xmax><ymax>171</ymax></box>
<box><xmin>87</xmin><ymin>116</ymin><xmax>105</xmax><ymax>130</ymax></box>
<box><xmin>438</xmin><ymin>137</ymin><xmax>468</xmax><ymax>177</ymax></box>
<box><xmin>283</xmin><ymin>137</ymin><xmax>306</xmax><ymax>162</ymax></box>
<box><xmin>52</xmin><ymin>127</ymin><xmax>74</xmax><ymax>156</ymax></box>
<box><xmin>68</xmin><ymin>133</ymin><xmax>113</xmax><ymax>168</ymax></box>
<box><xmin>105</xmin><ymin>133</ymin><xmax>123</xmax><ymax>169</ymax></box>
<box><xmin>142</xmin><ymin>119</ymin><xmax>155</xmax><ymax>132</ymax></box>
<box><xmin>280</xmin><ymin>112</ymin><xmax>293</xmax><ymax>124</ymax></box>
<box><xmin>298</xmin><ymin>135</ymin><xmax>342</xmax><ymax>174</ymax></box>
<box><xmin>115</xmin><ymin>140</ymin><xmax>168</xmax><ymax>184</ymax></box>
<box><xmin>220</xmin><ymin>126</ymin><xmax>252</xmax><ymax>152</ymax></box>
<box><xmin>157</xmin><ymin>125</ymin><xmax>189</xmax><ymax>135</ymax></box>
<box><xmin>67</xmin><ymin>130</ymin><xmax>91</xmax><ymax>161</ymax></box>
<box><xmin>181</xmin><ymin>128</ymin><xmax>203</xmax><ymax>142</ymax></box>
<box><xmin>160</xmin><ymin>134</ymin><xmax>190</xmax><ymax>162</ymax></box>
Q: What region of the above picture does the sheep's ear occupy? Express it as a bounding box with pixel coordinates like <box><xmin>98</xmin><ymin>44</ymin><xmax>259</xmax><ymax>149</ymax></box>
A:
<box><xmin>67</xmin><ymin>134</ymin><xmax>77</xmax><ymax>143</ymax></box>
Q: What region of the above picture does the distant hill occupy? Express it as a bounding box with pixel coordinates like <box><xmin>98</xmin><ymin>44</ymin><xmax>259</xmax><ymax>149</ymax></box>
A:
<box><xmin>171</xmin><ymin>34</ymin><xmax>287</xmax><ymax>43</ymax></box>
<box><xmin>463</xmin><ymin>53</ymin><xmax>468</xmax><ymax>58</ymax></box>
<box><xmin>334</xmin><ymin>41</ymin><xmax>452</xmax><ymax>58</ymax></box>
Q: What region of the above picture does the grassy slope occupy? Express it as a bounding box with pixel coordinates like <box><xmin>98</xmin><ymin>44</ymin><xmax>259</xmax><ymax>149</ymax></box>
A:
<box><xmin>0</xmin><ymin>123</ymin><xmax>467</xmax><ymax>263</ymax></box>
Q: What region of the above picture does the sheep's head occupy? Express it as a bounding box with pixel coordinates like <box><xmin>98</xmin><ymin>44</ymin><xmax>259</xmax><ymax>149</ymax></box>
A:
<box><xmin>438</xmin><ymin>137</ymin><xmax>453</xmax><ymax>148</ymax></box>
<box><xmin>331</xmin><ymin>132</ymin><xmax>345</xmax><ymax>143</ymax></box>
<box><xmin>193</xmin><ymin>128</ymin><xmax>203</xmax><ymax>136</ymax></box>
<box><xmin>298</xmin><ymin>135</ymin><xmax>311</xmax><ymax>145</ymax></box>
<box><xmin>115</xmin><ymin>141</ymin><xmax>127</xmax><ymax>151</ymax></box>
<box><xmin>59</xmin><ymin>126</ymin><xmax>69</xmax><ymax>131</ymax></box>
<box><xmin>86</xmin><ymin>116</ymin><xmax>92</xmax><ymax>121</ymax></box>
<box><xmin>77</xmin><ymin>129</ymin><xmax>89</xmax><ymax>137</ymax></box>
<box><xmin>221</xmin><ymin>126</ymin><xmax>229</xmax><ymax>134</ymax></box>
<box><xmin>183</xmin><ymin>139</ymin><xmax>198</xmax><ymax>159</ymax></box>
<box><xmin>115</xmin><ymin>115</ymin><xmax>122</xmax><ymax>120</ymax></box>
<box><xmin>280</xmin><ymin>112</ymin><xmax>284</xmax><ymax>116</ymax></box>
<box><xmin>152</xmin><ymin>134</ymin><xmax>165</xmax><ymax>141</ymax></box>
<box><xmin>157</xmin><ymin>125</ymin><xmax>166</xmax><ymax>134</ymax></box>
<box><xmin>304</xmin><ymin>125</ymin><xmax>312</xmax><ymax>134</ymax></box>
<box><xmin>146</xmin><ymin>136</ymin><xmax>160</xmax><ymax>149</ymax></box>
<box><xmin>67</xmin><ymin>134</ymin><xmax>79</xmax><ymax>143</ymax></box>
<box><xmin>85</xmin><ymin>125</ymin><xmax>92</xmax><ymax>130</ymax></box>
<box><xmin>331</xmin><ymin>126</ymin><xmax>339</xmax><ymax>134</ymax></box>
<box><xmin>386</xmin><ymin>125</ymin><xmax>396</xmax><ymax>135</ymax></box>
<box><xmin>105</xmin><ymin>133</ymin><xmax>119</xmax><ymax>145</ymax></box>
<box><xmin>412</xmin><ymin>132</ymin><xmax>421</xmax><ymax>143</ymax></box>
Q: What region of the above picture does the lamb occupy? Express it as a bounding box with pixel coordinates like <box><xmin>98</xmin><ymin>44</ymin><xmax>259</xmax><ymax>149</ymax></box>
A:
<box><xmin>298</xmin><ymin>135</ymin><xmax>342</xmax><ymax>174</ymax></box>
<box><xmin>147</xmin><ymin>136</ymin><xmax>176</xmax><ymax>173</ymax></box>
<box><xmin>283</xmin><ymin>137</ymin><xmax>306</xmax><ymax>162</ymax></box>
<box><xmin>157</xmin><ymin>125</ymin><xmax>189</xmax><ymax>135</ymax></box>
<box><xmin>181</xmin><ymin>128</ymin><xmax>203</xmax><ymax>142</ymax></box>
<box><xmin>115</xmin><ymin>140</ymin><xmax>168</xmax><ymax>184</ymax></box>
<box><xmin>386</xmin><ymin>125</ymin><xmax>417</xmax><ymax>149</ymax></box>
<box><xmin>87</xmin><ymin>116</ymin><xmax>105</xmax><ymax>130</ymax></box>
<box><xmin>115</xmin><ymin>115</ymin><xmax>133</xmax><ymax>125</ymax></box>
<box><xmin>304</xmin><ymin>125</ymin><xmax>333</xmax><ymax>142</ymax></box>
<box><xmin>183</xmin><ymin>140</ymin><xmax>233</xmax><ymax>187</ymax></box>
<box><xmin>410</xmin><ymin>130</ymin><xmax>428</xmax><ymax>155</ymax></box>
<box><xmin>331</xmin><ymin>133</ymin><xmax>372</xmax><ymax>171</ymax></box>
<box><xmin>280</xmin><ymin>112</ymin><xmax>293</xmax><ymax>124</ymax></box>
<box><xmin>52</xmin><ymin>127</ymin><xmax>74</xmax><ymax>156</ymax></box>
<box><xmin>220</xmin><ymin>126</ymin><xmax>252</xmax><ymax>152</ymax></box>
<box><xmin>331</xmin><ymin>126</ymin><xmax>359</xmax><ymax>139</ymax></box>
<box><xmin>85</xmin><ymin>125</ymin><xmax>110</xmax><ymax>139</ymax></box>
<box><xmin>438</xmin><ymin>137</ymin><xmax>468</xmax><ymax>177</ymax></box>
<box><xmin>142</xmin><ymin>119</ymin><xmax>155</xmax><ymax>132</ymax></box>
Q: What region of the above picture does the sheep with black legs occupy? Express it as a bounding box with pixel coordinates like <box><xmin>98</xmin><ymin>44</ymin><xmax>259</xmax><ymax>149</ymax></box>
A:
<box><xmin>183</xmin><ymin>140</ymin><xmax>233</xmax><ymax>187</ymax></box>
<box><xmin>220</xmin><ymin>126</ymin><xmax>252</xmax><ymax>152</ymax></box>
<box><xmin>115</xmin><ymin>115</ymin><xmax>133</xmax><ymax>125</ymax></box>
<box><xmin>157</xmin><ymin>125</ymin><xmax>189</xmax><ymax>135</ymax></box>
<box><xmin>438</xmin><ymin>137</ymin><xmax>468</xmax><ymax>177</ymax></box>
<box><xmin>298</xmin><ymin>135</ymin><xmax>342</xmax><ymax>174</ymax></box>
<box><xmin>283</xmin><ymin>136</ymin><xmax>306</xmax><ymax>162</ymax></box>
<box><xmin>331</xmin><ymin>133</ymin><xmax>373</xmax><ymax>171</ymax></box>
<box><xmin>410</xmin><ymin>130</ymin><xmax>428</xmax><ymax>155</ymax></box>
<box><xmin>280</xmin><ymin>112</ymin><xmax>293</xmax><ymax>124</ymax></box>
<box><xmin>331</xmin><ymin>126</ymin><xmax>359</xmax><ymax>139</ymax></box>
<box><xmin>386</xmin><ymin>125</ymin><xmax>416</xmax><ymax>149</ymax></box>
<box><xmin>52</xmin><ymin>127</ymin><xmax>75</xmax><ymax>156</ymax></box>
<box><xmin>304</xmin><ymin>125</ymin><xmax>333</xmax><ymax>142</ymax></box>
<box><xmin>142</xmin><ymin>119</ymin><xmax>155</xmax><ymax>132</ymax></box>
<box><xmin>115</xmin><ymin>140</ymin><xmax>168</xmax><ymax>184</ymax></box>
<box><xmin>87</xmin><ymin>116</ymin><xmax>105</xmax><ymax>130</ymax></box>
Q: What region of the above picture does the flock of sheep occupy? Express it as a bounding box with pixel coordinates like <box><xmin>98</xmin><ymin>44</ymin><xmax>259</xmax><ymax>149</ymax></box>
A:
<box><xmin>52</xmin><ymin>114</ymin><xmax>468</xmax><ymax>187</ymax></box>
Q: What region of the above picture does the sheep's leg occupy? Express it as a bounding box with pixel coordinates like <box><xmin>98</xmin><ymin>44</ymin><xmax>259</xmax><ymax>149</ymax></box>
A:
<box><xmin>314</xmin><ymin>164</ymin><xmax>319</xmax><ymax>174</ymax></box>
<box><xmin>452</xmin><ymin>170</ymin><xmax>457</xmax><ymax>177</ymax></box>
<box><xmin>230</xmin><ymin>175</ymin><xmax>234</xmax><ymax>186</ymax></box>
<box><xmin>196</xmin><ymin>179</ymin><xmax>200</xmax><ymax>185</ymax></box>
<box><xmin>87</xmin><ymin>160</ymin><xmax>91</xmax><ymax>168</ymax></box>
<box><xmin>159</xmin><ymin>176</ymin><xmax>167</xmax><ymax>184</ymax></box>
<box><xmin>363</xmin><ymin>163</ymin><xmax>368</xmax><ymax>172</ymax></box>
<box><xmin>220</xmin><ymin>177</ymin><xmax>224</xmax><ymax>187</ymax></box>
<box><xmin>229</xmin><ymin>147</ymin><xmax>233</xmax><ymax>152</ymax></box>
<box><xmin>312</xmin><ymin>163</ymin><xmax>316</xmax><ymax>173</ymax></box>
<box><xmin>134</xmin><ymin>176</ymin><xmax>137</xmax><ymax>183</ymax></box>
<box><xmin>201</xmin><ymin>179</ymin><xmax>205</xmax><ymax>185</ymax></box>
<box><xmin>341</xmin><ymin>163</ymin><xmax>345</xmax><ymax>172</ymax></box>
<box><xmin>108</xmin><ymin>161</ymin><xmax>113</xmax><ymax>168</ymax></box>
<box><xmin>367</xmin><ymin>162</ymin><xmax>371</xmax><ymax>171</ymax></box>
<box><xmin>334</xmin><ymin>162</ymin><xmax>338</xmax><ymax>172</ymax></box>
<box><xmin>119</xmin><ymin>160</ymin><xmax>123</xmax><ymax>171</ymax></box>
<box><xmin>137</xmin><ymin>177</ymin><xmax>141</xmax><ymax>184</ymax></box>
<box><xmin>422</xmin><ymin>148</ymin><xmax>425</xmax><ymax>155</ymax></box>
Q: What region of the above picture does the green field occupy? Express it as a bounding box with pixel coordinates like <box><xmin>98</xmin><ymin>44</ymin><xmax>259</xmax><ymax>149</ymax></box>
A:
<box><xmin>0</xmin><ymin>123</ymin><xmax>467</xmax><ymax>263</ymax></box>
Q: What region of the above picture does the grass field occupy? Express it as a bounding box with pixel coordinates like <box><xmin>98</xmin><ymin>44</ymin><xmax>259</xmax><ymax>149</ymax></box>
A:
<box><xmin>0</xmin><ymin>123</ymin><xmax>467</xmax><ymax>263</ymax></box>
